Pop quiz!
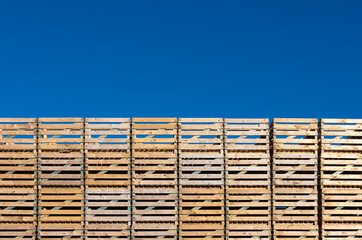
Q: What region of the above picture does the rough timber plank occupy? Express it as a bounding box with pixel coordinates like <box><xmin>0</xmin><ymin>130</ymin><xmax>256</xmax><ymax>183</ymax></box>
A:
<box><xmin>0</xmin><ymin>118</ymin><xmax>37</xmax><ymax>151</ymax></box>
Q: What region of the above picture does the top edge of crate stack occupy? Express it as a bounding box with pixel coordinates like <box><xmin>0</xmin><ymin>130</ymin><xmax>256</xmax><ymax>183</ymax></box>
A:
<box><xmin>0</xmin><ymin>118</ymin><xmax>37</xmax><ymax>152</ymax></box>
<box><xmin>225</xmin><ymin>118</ymin><xmax>269</xmax><ymax>153</ymax></box>
<box><xmin>321</xmin><ymin>119</ymin><xmax>362</xmax><ymax>152</ymax></box>
<box><xmin>85</xmin><ymin>118</ymin><xmax>130</xmax><ymax>152</ymax></box>
<box><xmin>132</xmin><ymin>118</ymin><xmax>177</xmax><ymax>152</ymax></box>
<box><xmin>272</xmin><ymin>118</ymin><xmax>319</xmax><ymax>153</ymax></box>
<box><xmin>179</xmin><ymin>118</ymin><xmax>223</xmax><ymax>153</ymax></box>
<box><xmin>38</xmin><ymin>118</ymin><xmax>84</xmax><ymax>153</ymax></box>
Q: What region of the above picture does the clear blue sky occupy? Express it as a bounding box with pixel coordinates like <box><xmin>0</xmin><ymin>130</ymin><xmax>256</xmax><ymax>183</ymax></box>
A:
<box><xmin>0</xmin><ymin>1</ymin><xmax>361</xmax><ymax>118</ymax></box>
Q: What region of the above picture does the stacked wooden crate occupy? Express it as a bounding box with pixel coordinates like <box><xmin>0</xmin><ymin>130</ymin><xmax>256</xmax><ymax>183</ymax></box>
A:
<box><xmin>132</xmin><ymin>118</ymin><xmax>178</xmax><ymax>239</ymax></box>
<box><xmin>272</xmin><ymin>118</ymin><xmax>319</xmax><ymax>239</ymax></box>
<box><xmin>178</xmin><ymin>118</ymin><xmax>224</xmax><ymax>240</ymax></box>
<box><xmin>38</xmin><ymin>118</ymin><xmax>84</xmax><ymax>239</ymax></box>
<box><xmin>85</xmin><ymin>118</ymin><xmax>131</xmax><ymax>239</ymax></box>
<box><xmin>321</xmin><ymin>119</ymin><xmax>362</xmax><ymax>239</ymax></box>
<box><xmin>225</xmin><ymin>119</ymin><xmax>271</xmax><ymax>239</ymax></box>
<box><xmin>0</xmin><ymin>118</ymin><xmax>37</xmax><ymax>239</ymax></box>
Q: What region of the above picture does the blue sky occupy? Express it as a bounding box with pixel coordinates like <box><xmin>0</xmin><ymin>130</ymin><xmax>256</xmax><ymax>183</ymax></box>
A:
<box><xmin>0</xmin><ymin>1</ymin><xmax>361</xmax><ymax>118</ymax></box>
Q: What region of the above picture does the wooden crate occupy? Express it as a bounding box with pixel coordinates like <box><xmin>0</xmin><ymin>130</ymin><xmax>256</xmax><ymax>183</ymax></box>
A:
<box><xmin>0</xmin><ymin>223</ymin><xmax>35</xmax><ymax>239</ymax></box>
<box><xmin>273</xmin><ymin>186</ymin><xmax>318</xmax><ymax>223</ymax></box>
<box><xmin>227</xmin><ymin>223</ymin><xmax>271</xmax><ymax>239</ymax></box>
<box><xmin>38</xmin><ymin>118</ymin><xmax>84</xmax><ymax>151</ymax></box>
<box><xmin>226</xmin><ymin>186</ymin><xmax>271</xmax><ymax>222</ymax></box>
<box><xmin>321</xmin><ymin>119</ymin><xmax>362</xmax><ymax>152</ymax></box>
<box><xmin>179</xmin><ymin>222</ymin><xmax>224</xmax><ymax>240</ymax></box>
<box><xmin>225</xmin><ymin>118</ymin><xmax>270</xmax><ymax>186</ymax></box>
<box><xmin>38</xmin><ymin>223</ymin><xmax>83</xmax><ymax>239</ymax></box>
<box><xmin>38</xmin><ymin>187</ymin><xmax>84</xmax><ymax>224</ymax></box>
<box><xmin>132</xmin><ymin>223</ymin><xmax>177</xmax><ymax>239</ymax></box>
<box><xmin>132</xmin><ymin>118</ymin><xmax>177</xmax><ymax>186</ymax></box>
<box><xmin>85</xmin><ymin>223</ymin><xmax>130</xmax><ymax>239</ymax></box>
<box><xmin>85</xmin><ymin>118</ymin><xmax>130</xmax><ymax>151</ymax></box>
<box><xmin>85</xmin><ymin>187</ymin><xmax>130</xmax><ymax>224</ymax></box>
<box><xmin>132</xmin><ymin>186</ymin><xmax>178</xmax><ymax>222</ymax></box>
<box><xmin>272</xmin><ymin>118</ymin><xmax>318</xmax><ymax>152</ymax></box>
<box><xmin>0</xmin><ymin>118</ymin><xmax>37</xmax><ymax>151</ymax></box>
<box><xmin>321</xmin><ymin>152</ymin><xmax>362</xmax><ymax>186</ymax></box>
<box><xmin>273</xmin><ymin>152</ymin><xmax>318</xmax><ymax>186</ymax></box>
<box><xmin>38</xmin><ymin>151</ymin><xmax>84</xmax><ymax>187</ymax></box>
<box><xmin>179</xmin><ymin>186</ymin><xmax>224</xmax><ymax>239</ymax></box>
<box><xmin>0</xmin><ymin>187</ymin><xmax>36</xmax><ymax>223</ymax></box>
<box><xmin>322</xmin><ymin>223</ymin><xmax>362</xmax><ymax>239</ymax></box>
<box><xmin>273</xmin><ymin>223</ymin><xmax>319</xmax><ymax>239</ymax></box>
<box><xmin>0</xmin><ymin>152</ymin><xmax>37</xmax><ymax>187</ymax></box>
<box><xmin>179</xmin><ymin>118</ymin><xmax>224</xmax><ymax>186</ymax></box>
<box><xmin>322</xmin><ymin>186</ymin><xmax>362</xmax><ymax>222</ymax></box>
<box><xmin>85</xmin><ymin>118</ymin><xmax>131</xmax><ymax>188</ymax></box>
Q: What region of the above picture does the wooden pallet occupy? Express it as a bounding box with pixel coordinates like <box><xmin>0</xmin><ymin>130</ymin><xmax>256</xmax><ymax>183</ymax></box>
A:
<box><xmin>273</xmin><ymin>186</ymin><xmax>318</xmax><ymax>223</ymax></box>
<box><xmin>321</xmin><ymin>152</ymin><xmax>362</xmax><ymax>186</ymax></box>
<box><xmin>226</xmin><ymin>186</ymin><xmax>271</xmax><ymax>223</ymax></box>
<box><xmin>132</xmin><ymin>118</ymin><xmax>177</xmax><ymax>151</ymax></box>
<box><xmin>85</xmin><ymin>118</ymin><xmax>130</xmax><ymax>151</ymax></box>
<box><xmin>86</xmin><ymin>151</ymin><xmax>130</xmax><ymax>187</ymax></box>
<box><xmin>321</xmin><ymin>119</ymin><xmax>362</xmax><ymax>152</ymax></box>
<box><xmin>38</xmin><ymin>187</ymin><xmax>84</xmax><ymax>224</ymax></box>
<box><xmin>179</xmin><ymin>186</ymin><xmax>224</xmax><ymax>229</ymax></box>
<box><xmin>132</xmin><ymin>222</ymin><xmax>177</xmax><ymax>239</ymax></box>
<box><xmin>38</xmin><ymin>118</ymin><xmax>84</xmax><ymax>151</ymax></box>
<box><xmin>85</xmin><ymin>187</ymin><xmax>131</xmax><ymax>224</ymax></box>
<box><xmin>273</xmin><ymin>152</ymin><xmax>318</xmax><ymax>186</ymax></box>
<box><xmin>225</xmin><ymin>118</ymin><xmax>269</xmax><ymax>151</ymax></box>
<box><xmin>179</xmin><ymin>118</ymin><xmax>224</xmax><ymax>186</ymax></box>
<box><xmin>132</xmin><ymin>118</ymin><xmax>177</xmax><ymax>186</ymax></box>
<box><xmin>179</xmin><ymin>222</ymin><xmax>224</xmax><ymax>240</ymax></box>
<box><xmin>86</xmin><ymin>223</ymin><xmax>130</xmax><ymax>239</ymax></box>
<box><xmin>322</xmin><ymin>186</ymin><xmax>362</xmax><ymax>222</ymax></box>
<box><xmin>272</xmin><ymin>118</ymin><xmax>318</xmax><ymax>152</ymax></box>
<box><xmin>38</xmin><ymin>223</ymin><xmax>83</xmax><ymax>239</ymax></box>
<box><xmin>0</xmin><ymin>118</ymin><xmax>37</xmax><ymax>151</ymax></box>
<box><xmin>0</xmin><ymin>152</ymin><xmax>37</xmax><ymax>187</ymax></box>
<box><xmin>0</xmin><ymin>187</ymin><xmax>36</xmax><ymax>223</ymax></box>
<box><xmin>38</xmin><ymin>151</ymin><xmax>84</xmax><ymax>187</ymax></box>
<box><xmin>0</xmin><ymin>223</ymin><xmax>35</xmax><ymax>239</ymax></box>
<box><xmin>273</xmin><ymin>222</ymin><xmax>319</xmax><ymax>239</ymax></box>
<box><xmin>85</xmin><ymin>118</ymin><xmax>131</xmax><ymax>188</ymax></box>
<box><xmin>227</xmin><ymin>223</ymin><xmax>271</xmax><ymax>239</ymax></box>
<box><xmin>322</xmin><ymin>222</ymin><xmax>362</xmax><ymax>239</ymax></box>
<box><xmin>132</xmin><ymin>186</ymin><xmax>178</xmax><ymax>222</ymax></box>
